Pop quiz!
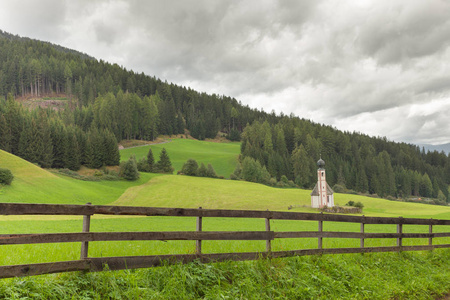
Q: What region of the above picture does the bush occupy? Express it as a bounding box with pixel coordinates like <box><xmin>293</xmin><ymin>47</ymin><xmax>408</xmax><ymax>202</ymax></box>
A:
<box><xmin>269</xmin><ymin>177</ymin><xmax>277</xmax><ymax>186</ymax></box>
<box><xmin>346</xmin><ymin>200</ymin><xmax>355</xmax><ymax>207</ymax></box>
<box><xmin>120</xmin><ymin>156</ymin><xmax>140</xmax><ymax>181</ymax></box>
<box><xmin>197</xmin><ymin>163</ymin><xmax>208</xmax><ymax>177</ymax></box>
<box><xmin>181</xmin><ymin>159</ymin><xmax>199</xmax><ymax>176</ymax></box>
<box><xmin>230</xmin><ymin>173</ymin><xmax>238</xmax><ymax>180</ymax></box>
<box><xmin>206</xmin><ymin>164</ymin><xmax>217</xmax><ymax>178</ymax></box>
<box><xmin>333</xmin><ymin>184</ymin><xmax>346</xmax><ymax>193</ymax></box>
<box><xmin>354</xmin><ymin>202</ymin><xmax>364</xmax><ymax>209</ymax></box>
<box><xmin>137</xmin><ymin>158</ymin><xmax>152</xmax><ymax>172</ymax></box>
<box><xmin>0</xmin><ymin>168</ymin><xmax>13</xmax><ymax>185</ymax></box>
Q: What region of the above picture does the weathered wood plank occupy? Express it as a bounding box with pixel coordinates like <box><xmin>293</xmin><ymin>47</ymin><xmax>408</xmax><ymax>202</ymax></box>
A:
<box><xmin>0</xmin><ymin>231</ymin><xmax>275</xmax><ymax>245</ymax></box>
<box><xmin>1</xmin><ymin>203</ymin><xmax>449</xmax><ymax>225</ymax></box>
<box><xmin>0</xmin><ymin>260</ymin><xmax>91</xmax><ymax>278</ymax></box>
<box><xmin>274</xmin><ymin>231</ymin><xmax>442</xmax><ymax>239</ymax></box>
<box><xmin>2</xmin><ymin>244</ymin><xmax>449</xmax><ymax>278</ymax></box>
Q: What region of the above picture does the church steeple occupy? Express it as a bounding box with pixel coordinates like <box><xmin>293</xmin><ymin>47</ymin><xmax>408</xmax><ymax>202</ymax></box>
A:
<box><xmin>310</xmin><ymin>158</ymin><xmax>334</xmax><ymax>208</ymax></box>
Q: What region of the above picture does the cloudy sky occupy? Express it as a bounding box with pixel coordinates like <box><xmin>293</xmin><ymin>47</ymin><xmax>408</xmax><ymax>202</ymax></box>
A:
<box><xmin>1</xmin><ymin>0</ymin><xmax>450</xmax><ymax>146</ymax></box>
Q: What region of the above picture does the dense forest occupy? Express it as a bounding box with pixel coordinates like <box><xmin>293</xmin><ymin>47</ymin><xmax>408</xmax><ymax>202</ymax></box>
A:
<box><xmin>0</xmin><ymin>30</ymin><xmax>449</xmax><ymax>202</ymax></box>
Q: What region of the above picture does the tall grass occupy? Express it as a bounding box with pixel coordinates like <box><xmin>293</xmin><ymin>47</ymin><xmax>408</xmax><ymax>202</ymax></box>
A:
<box><xmin>0</xmin><ymin>250</ymin><xmax>449</xmax><ymax>299</ymax></box>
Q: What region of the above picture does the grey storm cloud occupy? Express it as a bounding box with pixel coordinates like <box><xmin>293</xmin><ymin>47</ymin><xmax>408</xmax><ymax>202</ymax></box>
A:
<box><xmin>0</xmin><ymin>0</ymin><xmax>449</xmax><ymax>145</ymax></box>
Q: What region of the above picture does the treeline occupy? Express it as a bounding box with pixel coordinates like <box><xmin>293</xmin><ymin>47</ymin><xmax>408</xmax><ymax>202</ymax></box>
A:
<box><xmin>0</xmin><ymin>30</ymin><xmax>266</xmax><ymax>141</ymax></box>
<box><xmin>240</xmin><ymin>120</ymin><xmax>450</xmax><ymax>202</ymax></box>
<box><xmin>0</xmin><ymin>95</ymin><xmax>119</xmax><ymax>170</ymax></box>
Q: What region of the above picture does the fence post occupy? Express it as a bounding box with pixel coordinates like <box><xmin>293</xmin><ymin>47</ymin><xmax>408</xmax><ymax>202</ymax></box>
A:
<box><xmin>196</xmin><ymin>207</ymin><xmax>202</xmax><ymax>255</ymax></box>
<box><xmin>429</xmin><ymin>218</ymin><xmax>433</xmax><ymax>248</ymax></box>
<box><xmin>265</xmin><ymin>217</ymin><xmax>271</xmax><ymax>253</ymax></box>
<box><xmin>397</xmin><ymin>217</ymin><xmax>403</xmax><ymax>251</ymax></box>
<box><xmin>80</xmin><ymin>202</ymin><xmax>91</xmax><ymax>260</ymax></box>
<box><xmin>318</xmin><ymin>212</ymin><xmax>323</xmax><ymax>250</ymax></box>
<box><xmin>360</xmin><ymin>215</ymin><xmax>365</xmax><ymax>249</ymax></box>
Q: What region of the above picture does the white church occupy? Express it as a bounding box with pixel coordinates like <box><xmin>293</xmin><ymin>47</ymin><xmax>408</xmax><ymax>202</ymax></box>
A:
<box><xmin>310</xmin><ymin>158</ymin><xmax>335</xmax><ymax>208</ymax></box>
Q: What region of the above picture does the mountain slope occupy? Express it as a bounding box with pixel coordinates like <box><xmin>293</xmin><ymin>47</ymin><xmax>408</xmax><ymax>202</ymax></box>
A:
<box><xmin>0</xmin><ymin>150</ymin><xmax>154</xmax><ymax>205</ymax></box>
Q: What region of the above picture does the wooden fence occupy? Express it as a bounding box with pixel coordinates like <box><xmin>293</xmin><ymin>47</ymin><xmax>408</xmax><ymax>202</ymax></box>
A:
<box><xmin>0</xmin><ymin>203</ymin><xmax>449</xmax><ymax>278</ymax></box>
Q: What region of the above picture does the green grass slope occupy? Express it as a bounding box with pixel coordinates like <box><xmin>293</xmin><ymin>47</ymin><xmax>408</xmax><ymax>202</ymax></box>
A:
<box><xmin>113</xmin><ymin>174</ymin><xmax>450</xmax><ymax>219</ymax></box>
<box><xmin>0</xmin><ymin>150</ymin><xmax>156</xmax><ymax>205</ymax></box>
<box><xmin>119</xmin><ymin>139</ymin><xmax>240</xmax><ymax>178</ymax></box>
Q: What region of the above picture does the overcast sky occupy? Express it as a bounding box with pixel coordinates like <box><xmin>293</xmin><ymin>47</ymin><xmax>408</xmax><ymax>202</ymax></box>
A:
<box><xmin>1</xmin><ymin>0</ymin><xmax>450</xmax><ymax>146</ymax></box>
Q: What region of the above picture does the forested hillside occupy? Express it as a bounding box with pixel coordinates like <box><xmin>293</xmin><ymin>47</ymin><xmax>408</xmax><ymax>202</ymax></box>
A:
<box><xmin>0</xmin><ymin>30</ymin><xmax>449</xmax><ymax>202</ymax></box>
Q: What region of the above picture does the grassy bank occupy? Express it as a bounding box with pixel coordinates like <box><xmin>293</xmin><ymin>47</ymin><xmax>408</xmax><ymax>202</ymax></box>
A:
<box><xmin>119</xmin><ymin>138</ymin><xmax>240</xmax><ymax>178</ymax></box>
<box><xmin>0</xmin><ymin>250</ymin><xmax>449</xmax><ymax>299</ymax></box>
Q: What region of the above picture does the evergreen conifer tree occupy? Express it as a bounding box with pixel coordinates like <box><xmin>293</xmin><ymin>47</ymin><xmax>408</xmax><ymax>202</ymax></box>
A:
<box><xmin>156</xmin><ymin>148</ymin><xmax>174</xmax><ymax>173</ymax></box>
<box><xmin>146</xmin><ymin>148</ymin><xmax>155</xmax><ymax>171</ymax></box>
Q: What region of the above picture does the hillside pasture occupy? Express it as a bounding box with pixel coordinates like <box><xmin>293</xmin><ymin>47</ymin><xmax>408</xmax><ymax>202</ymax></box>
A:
<box><xmin>0</xmin><ymin>150</ymin><xmax>158</xmax><ymax>205</ymax></box>
<box><xmin>119</xmin><ymin>138</ymin><xmax>240</xmax><ymax>178</ymax></box>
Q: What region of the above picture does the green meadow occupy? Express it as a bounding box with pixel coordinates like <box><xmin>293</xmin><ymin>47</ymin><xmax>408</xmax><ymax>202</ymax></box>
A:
<box><xmin>0</xmin><ymin>141</ymin><xmax>450</xmax><ymax>298</ymax></box>
<box><xmin>119</xmin><ymin>138</ymin><xmax>240</xmax><ymax>178</ymax></box>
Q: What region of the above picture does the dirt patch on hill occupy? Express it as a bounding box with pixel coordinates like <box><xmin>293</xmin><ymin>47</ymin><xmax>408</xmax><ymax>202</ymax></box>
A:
<box><xmin>16</xmin><ymin>93</ymin><xmax>73</xmax><ymax>111</ymax></box>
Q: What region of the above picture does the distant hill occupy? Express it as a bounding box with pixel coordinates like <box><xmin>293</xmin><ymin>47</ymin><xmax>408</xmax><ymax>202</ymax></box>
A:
<box><xmin>0</xmin><ymin>29</ymin><xmax>94</xmax><ymax>60</ymax></box>
<box><xmin>419</xmin><ymin>143</ymin><xmax>450</xmax><ymax>155</ymax></box>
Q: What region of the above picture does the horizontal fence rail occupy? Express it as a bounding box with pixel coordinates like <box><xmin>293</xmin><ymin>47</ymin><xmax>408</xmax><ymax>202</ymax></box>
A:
<box><xmin>0</xmin><ymin>203</ymin><xmax>449</xmax><ymax>278</ymax></box>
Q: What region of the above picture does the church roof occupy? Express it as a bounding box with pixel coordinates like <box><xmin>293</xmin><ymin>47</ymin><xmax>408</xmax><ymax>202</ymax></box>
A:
<box><xmin>310</xmin><ymin>182</ymin><xmax>334</xmax><ymax>196</ymax></box>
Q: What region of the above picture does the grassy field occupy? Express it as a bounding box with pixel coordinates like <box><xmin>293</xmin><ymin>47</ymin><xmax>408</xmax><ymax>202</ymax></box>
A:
<box><xmin>1</xmin><ymin>142</ymin><xmax>450</xmax><ymax>298</ymax></box>
<box><xmin>119</xmin><ymin>138</ymin><xmax>240</xmax><ymax>178</ymax></box>
<box><xmin>0</xmin><ymin>150</ymin><xmax>159</xmax><ymax>205</ymax></box>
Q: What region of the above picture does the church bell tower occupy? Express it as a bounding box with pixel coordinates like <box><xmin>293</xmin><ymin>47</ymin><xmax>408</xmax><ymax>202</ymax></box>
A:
<box><xmin>310</xmin><ymin>158</ymin><xmax>334</xmax><ymax>208</ymax></box>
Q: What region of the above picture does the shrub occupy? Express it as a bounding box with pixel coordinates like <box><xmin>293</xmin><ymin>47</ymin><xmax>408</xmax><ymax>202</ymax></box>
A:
<box><xmin>197</xmin><ymin>163</ymin><xmax>208</xmax><ymax>177</ymax></box>
<box><xmin>94</xmin><ymin>170</ymin><xmax>103</xmax><ymax>177</ymax></box>
<box><xmin>346</xmin><ymin>201</ymin><xmax>355</xmax><ymax>207</ymax></box>
<box><xmin>137</xmin><ymin>158</ymin><xmax>152</xmax><ymax>172</ymax></box>
<box><xmin>230</xmin><ymin>173</ymin><xmax>238</xmax><ymax>180</ymax></box>
<box><xmin>120</xmin><ymin>156</ymin><xmax>140</xmax><ymax>181</ymax></box>
<box><xmin>269</xmin><ymin>177</ymin><xmax>277</xmax><ymax>186</ymax></box>
<box><xmin>354</xmin><ymin>201</ymin><xmax>364</xmax><ymax>209</ymax></box>
<box><xmin>206</xmin><ymin>164</ymin><xmax>217</xmax><ymax>178</ymax></box>
<box><xmin>280</xmin><ymin>175</ymin><xmax>289</xmax><ymax>184</ymax></box>
<box><xmin>181</xmin><ymin>159</ymin><xmax>199</xmax><ymax>176</ymax></box>
<box><xmin>333</xmin><ymin>184</ymin><xmax>346</xmax><ymax>193</ymax></box>
<box><xmin>232</xmin><ymin>163</ymin><xmax>242</xmax><ymax>179</ymax></box>
<box><xmin>0</xmin><ymin>168</ymin><xmax>13</xmax><ymax>185</ymax></box>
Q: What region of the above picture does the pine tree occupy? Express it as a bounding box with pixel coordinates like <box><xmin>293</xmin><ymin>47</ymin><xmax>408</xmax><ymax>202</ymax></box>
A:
<box><xmin>36</xmin><ymin>110</ymin><xmax>53</xmax><ymax>168</ymax></box>
<box><xmin>156</xmin><ymin>148</ymin><xmax>174</xmax><ymax>173</ymax></box>
<box><xmin>146</xmin><ymin>147</ymin><xmax>155</xmax><ymax>171</ymax></box>
<box><xmin>65</xmin><ymin>127</ymin><xmax>81</xmax><ymax>171</ymax></box>
<box><xmin>87</xmin><ymin>126</ymin><xmax>104</xmax><ymax>168</ymax></box>
<box><xmin>0</xmin><ymin>114</ymin><xmax>11</xmax><ymax>152</ymax></box>
<box><xmin>50</xmin><ymin>120</ymin><xmax>68</xmax><ymax>168</ymax></box>
<box><xmin>103</xmin><ymin>129</ymin><xmax>120</xmax><ymax>166</ymax></box>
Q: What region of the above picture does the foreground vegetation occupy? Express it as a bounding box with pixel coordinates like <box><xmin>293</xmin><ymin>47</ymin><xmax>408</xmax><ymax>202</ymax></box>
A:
<box><xmin>0</xmin><ymin>250</ymin><xmax>449</xmax><ymax>299</ymax></box>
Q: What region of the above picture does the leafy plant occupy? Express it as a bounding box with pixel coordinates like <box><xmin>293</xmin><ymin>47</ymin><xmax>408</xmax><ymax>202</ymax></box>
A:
<box><xmin>0</xmin><ymin>168</ymin><xmax>13</xmax><ymax>185</ymax></box>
